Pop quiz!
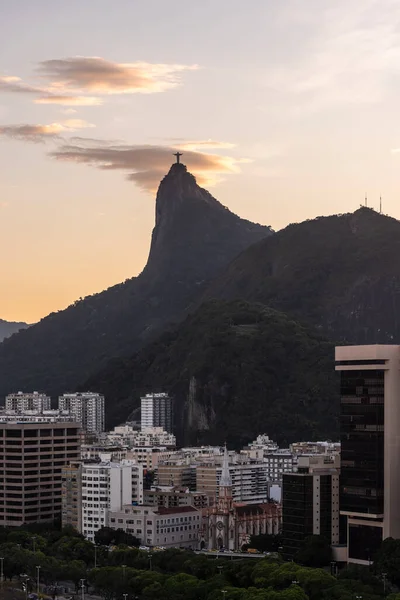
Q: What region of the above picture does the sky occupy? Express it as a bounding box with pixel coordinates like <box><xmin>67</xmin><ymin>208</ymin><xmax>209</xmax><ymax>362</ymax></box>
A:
<box><xmin>1</xmin><ymin>0</ymin><xmax>400</xmax><ymax>323</ymax></box>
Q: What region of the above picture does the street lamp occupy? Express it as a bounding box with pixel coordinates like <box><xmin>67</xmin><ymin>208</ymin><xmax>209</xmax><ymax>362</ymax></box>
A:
<box><xmin>222</xmin><ymin>590</ymin><xmax>227</xmax><ymax>600</ymax></box>
<box><xmin>217</xmin><ymin>566</ymin><xmax>223</xmax><ymax>576</ymax></box>
<box><xmin>36</xmin><ymin>565</ymin><xmax>41</xmax><ymax>596</ymax></box>
<box><xmin>123</xmin><ymin>594</ymin><xmax>128</xmax><ymax>600</ymax></box>
<box><xmin>292</xmin><ymin>580</ymin><xmax>299</xmax><ymax>586</ymax></box>
<box><xmin>80</xmin><ymin>578</ymin><xmax>86</xmax><ymax>600</ymax></box>
<box><xmin>0</xmin><ymin>557</ymin><xmax>4</xmax><ymax>585</ymax></box>
<box><xmin>382</xmin><ymin>573</ymin><xmax>387</xmax><ymax>596</ymax></box>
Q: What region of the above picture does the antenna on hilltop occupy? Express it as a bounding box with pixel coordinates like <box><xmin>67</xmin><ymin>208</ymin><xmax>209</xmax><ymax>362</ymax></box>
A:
<box><xmin>365</xmin><ymin>193</ymin><xmax>368</xmax><ymax>207</ymax></box>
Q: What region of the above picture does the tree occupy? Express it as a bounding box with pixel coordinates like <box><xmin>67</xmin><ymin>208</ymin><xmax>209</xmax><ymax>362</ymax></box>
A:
<box><xmin>94</xmin><ymin>527</ymin><xmax>140</xmax><ymax>548</ymax></box>
<box><xmin>294</xmin><ymin>535</ymin><xmax>332</xmax><ymax>568</ymax></box>
<box><xmin>374</xmin><ymin>538</ymin><xmax>400</xmax><ymax>586</ymax></box>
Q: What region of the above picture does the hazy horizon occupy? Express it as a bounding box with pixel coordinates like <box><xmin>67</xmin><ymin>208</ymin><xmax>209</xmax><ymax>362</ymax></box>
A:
<box><xmin>2</xmin><ymin>0</ymin><xmax>400</xmax><ymax>322</ymax></box>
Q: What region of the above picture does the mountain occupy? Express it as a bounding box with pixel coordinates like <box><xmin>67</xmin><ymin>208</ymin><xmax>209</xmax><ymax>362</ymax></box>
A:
<box><xmin>203</xmin><ymin>207</ymin><xmax>400</xmax><ymax>344</ymax></box>
<box><xmin>81</xmin><ymin>300</ymin><xmax>338</xmax><ymax>446</ymax></box>
<box><xmin>0</xmin><ymin>319</ymin><xmax>28</xmax><ymax>343</ymax></box>
<box><xmin>0</xmin><ymin>162</ymin><xmax>271</xmax><ymax>397</ymax></box>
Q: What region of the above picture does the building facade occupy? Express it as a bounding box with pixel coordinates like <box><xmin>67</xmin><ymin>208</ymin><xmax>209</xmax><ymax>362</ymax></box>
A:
<box><xmin>282</xmin><ymin>454</ymin><xmax>340</xmax><ymax>558</ymax></box>
<box><xmin>144</xmin><ymin>487</ymin><xmax>211</xmax><ymax>509</ymax></box>
<box><xmin>336</xmin><ymin>345</ymin><xmax>400</xmax><ymax>564</ymax></box>
<box><xmin>81</xmin><ymin>459</ymin><xmax>143</xmax><ymax>541</ymax></box>
<box><xmin>141</xmin><ymin>393</ymin><xmax>173</xmax><ymax>433</ymax></box>
<box><xmin>0</xmin><ymin>419</ymin><xmax>80</xmax><ymax>526</ymax></box>
<box><xmin>109</xmin><ymin>504</ymin><xmax>201</xmax><ymax>548</ymax></box>
<box><xmin>59</xmin><ymin>392</ymin><xmax>105</xmax><ymax>435</ymax></box>
<box><xmin>62</xmin><ymin>461</ymin><xmax>82</xmax><ymax>531</ymax></box>
<box><xmin>5</xmin><ymin>391</ymin><xmax>51</xmax><ymax>413</ymax></box>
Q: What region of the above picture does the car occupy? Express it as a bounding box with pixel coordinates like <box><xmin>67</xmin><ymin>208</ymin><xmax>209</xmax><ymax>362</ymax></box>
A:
<box><xmin>139</xmin><ymin>545</ymin><xmax>150</xmax><ymax>551</ymax></box>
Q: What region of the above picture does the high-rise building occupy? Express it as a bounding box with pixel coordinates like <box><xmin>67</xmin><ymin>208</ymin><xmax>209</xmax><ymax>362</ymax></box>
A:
<box><xmin>80</xmin><ymin>459</ymin><xmax>143</xmax><ymax>541</ymax></box>
<box><xmin>141</xmin><ymin>393</ymin><xmax>172</xmax><ymax>433</ymax></box>
<box><xmin>5</xmin><ymin>391</ymin><xmax>51</xmax><ymax>413</ymax></box>
<box><xmin>59</xmin><ymin>392</ymin><xmax>105</xmax><ymax>435</ymax></box>
<box><xmin>0</xmin><ymin>418</ymin><xmax>80</xmax><ymax>526</ymax></box>
<box><xmin>336</xmin><ymin>345</ymin><xmax>400</xmax><ymax>564</ymax></box>
<box><xmin>282</xmin><ymin>454</ymin><xmax>340</xmax><ymax>558</ymax></box>
<box><xmin>62</xmin><ymin>461</ymin><xmax>82</xmax><ymax>531</ymax></box>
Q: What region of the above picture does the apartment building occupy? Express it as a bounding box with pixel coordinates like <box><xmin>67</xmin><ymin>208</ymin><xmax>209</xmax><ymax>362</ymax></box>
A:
<box><xmin>157</xmin><ymin>462</ymin><xmax>196</xmax><ymax>489</ymax></box>
<box><xmin>62</xmin><ymin>461</ymin><xmax>82</xmax><ymax>531</ymax></box>
<box><xmin>59</xmin><ymin>392</ymin><xmax>105</xmax><ymax>435</ymax></box>
<box><xmin>0</xmin><ymin>419</ymin><xmax>80</xmax><ymax>526</ymax></box>
<box><xmin>5</xmin><ymin>391</ymin><xmax>51</xmax><ymax>413</ymax></box>
<box><xmin>197</xmin><ymin>460</ymin><xmax>270</xmax><ymax>504</ymax></box>
<box><xmin>141</xmin><ymin>393</ymin><xmax>173</xmax><ymax>433</ymax></box>
<box><xmin>107</xmin><ymin>426</ymin><xmax>176</xmax><ymax>448</ymax></box>
<box><xmin>81</xmin><ymin>459</ymin><xmax>143</xmax><ymax>541</ymax></box>
<box><xmin>144</xmin><ymin>487</ymin><xmax>211</xmax><ymax>509</ymax></box>
<box><xmin>109</xmin><ymin>504</ymin><xmax>201</xmax><ymax>548</ymax></box>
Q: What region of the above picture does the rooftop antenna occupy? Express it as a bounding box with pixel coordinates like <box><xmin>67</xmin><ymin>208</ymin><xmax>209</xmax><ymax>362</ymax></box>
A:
<box><xmin>380</xmin><ymin>195</ymin><xmax>382</xmax><ymax>214</ymax></box>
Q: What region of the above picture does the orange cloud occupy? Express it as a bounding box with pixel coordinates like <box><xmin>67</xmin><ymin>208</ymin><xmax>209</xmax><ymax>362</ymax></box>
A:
<box><xmin>49</xmin><ymin>141</ymin><xmax>243</xmax><ymax>191</ymax></box>
<box><xmin>0</xmin><ymin>120</ymin><xmax>94</xmax><ymax>142</ymax></box>
<box><xmin>37</xmin><ymin>57</ymin><xmax>198</xmax><ymax>94</ymax></box>
<box><xmin>35</xmin><ymin>95</ymin><xmax>103</xmax><ymax>106</ymax></box>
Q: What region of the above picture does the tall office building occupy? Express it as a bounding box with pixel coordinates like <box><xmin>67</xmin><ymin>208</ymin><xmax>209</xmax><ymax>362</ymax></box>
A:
<box><xmin>141</xmin><ymin>393</ymin><xmax>173</xmax><ymax>433</ymax></box>
<box><xmin>336</xmin><ymin>345</ymin><xmax>400</xmax><ymax>564</ymax></box>
<box><xmin>282</xmin><ymin>455</ymin><xmax>340</xmax><ymax>558</ymax></box>
<box><xmin>59</xmin><ymin>392</ymin><xmax>105</xmax><ymax>435</ymax></box>
<box><xmin>0</xmin><ymin>418</ymin><xmax>80</xmax><ymax>526</ymax></box>
<box><xmin>5</xmin><ymin>391</ymin><xmax>51</xmax><ymax>413</ymax></box>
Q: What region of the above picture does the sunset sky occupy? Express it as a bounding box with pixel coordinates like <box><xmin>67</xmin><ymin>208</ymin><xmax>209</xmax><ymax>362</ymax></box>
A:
<box><xmin>1</xmin><ymin>0</ymin><xmax>400</xmax><ymax>323</ymax></box>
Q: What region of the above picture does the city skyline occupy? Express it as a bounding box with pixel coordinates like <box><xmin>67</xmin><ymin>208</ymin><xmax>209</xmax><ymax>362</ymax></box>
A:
<box><xmin>2</xmin><ymin>0</ymin><xmax>400</xmax><ymax>322</ymax></box>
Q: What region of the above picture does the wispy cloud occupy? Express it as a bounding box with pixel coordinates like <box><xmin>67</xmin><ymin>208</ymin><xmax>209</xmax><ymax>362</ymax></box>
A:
<box><xmin>37</xmin><ymin>57</ymin><xmax>198</xmax><ymax>94</ymax></box>
<box><xmin>0</xmin><ymin>120</ymin><xmax>94</xmax><ymax>142</ymax></box>
<box><xmin>0</xmin><ymin>56</ymin><xmax>198</xmax><ymax>107</ymax></box>
<box><xmin>35</xmin><ymin>95</ymin><xmax>103</xmax><ymax>106</ymax></box>
<box><xmin>49</xmin><ymin>141</ymin><xmax>244</xmax><ymax>192</ymax></box>
<box><xmin>264</xmin><ymin>0</ymin><xmax>400</xmax><ymax>111</ymax></box>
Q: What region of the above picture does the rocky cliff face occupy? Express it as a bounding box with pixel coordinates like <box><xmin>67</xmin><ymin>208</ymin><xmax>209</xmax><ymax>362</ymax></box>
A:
<box><xmin>0</xmin><ymin>163</ymin><xmax>271</xmax><ymax>397</ymax></box>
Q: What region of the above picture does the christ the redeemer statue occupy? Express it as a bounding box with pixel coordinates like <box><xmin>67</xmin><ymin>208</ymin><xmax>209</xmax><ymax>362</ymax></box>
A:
<box><xmin>174</xmin><ymin>152</ymin><xmax>183</xmax><ymax>164</ymax></box>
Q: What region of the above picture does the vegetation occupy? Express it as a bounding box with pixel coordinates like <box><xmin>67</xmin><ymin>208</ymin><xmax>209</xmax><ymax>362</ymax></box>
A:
<box><xmin>294</xmin><ymin>536</ymin><xmax>333</xmax><ymax>569</ymax></box>
<box><xmin>0</xmin><ymin>525</ymin><xmax>389</xmax><ymax>600</ymax></box>
<box><xmin>84</xmin><ymin>300</ymin><xmax>338</xmax><ymax>445</ymax></box>
<box><xmin>205</xmin><ymin>207</ymin><xmax>400</xmax><ymax>346</ymax></box>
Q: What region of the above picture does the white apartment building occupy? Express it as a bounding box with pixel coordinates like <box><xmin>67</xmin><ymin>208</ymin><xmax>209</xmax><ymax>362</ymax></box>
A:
<box><xmin>126</xmin><ymin>447</ymin><xmax>169</xmax><ymax>470</ymax></box>
<box><xmin>59</xmin><ymin>392</ymin><xmax>105</xmax><ymax>435</ymax></box>
<box><xmin>109</xmin><ymin>504</ymin><xmax>201</xmax><ymax>548</ymax></box>
<box><xmin>141</xmin><ymin>393</ymin><xmax>172</xmax><ymax>433</ymax></box>
<box><xmin>5</xmin><ymin>391</ymin><xmax>51</xmax><ymax>413</ymax></box>
<box><xmin>197</xmin><ymin>458</ymin><xmax>271</xmax><ymax>504</ymax></box>
<box><xmin>107</xmin><ymin>425</ymin><xmax>176</xmax><ymax>448</ymax></box>
<box><xmin>81</xmin><ymin>458</ymin><xmax>143</xmax><ymax>541</ymax></box>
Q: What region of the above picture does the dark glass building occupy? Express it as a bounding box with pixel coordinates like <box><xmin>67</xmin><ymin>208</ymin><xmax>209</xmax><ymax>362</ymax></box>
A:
<box><xmin>336</xmin><ymin>346</ymin><xmax>400</xmax><ymax>565</ymax></box>
<box><xmin>282</xmin><ymin>455</ymin><xmax>339</xmax><ymax>558</ymax></box>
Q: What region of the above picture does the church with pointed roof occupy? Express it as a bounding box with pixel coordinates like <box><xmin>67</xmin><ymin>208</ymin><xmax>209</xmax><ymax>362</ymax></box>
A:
<box><xmin>199</xmin><ymin>446</ymin><xmax>282</xmax><ymax>551</ymax></box>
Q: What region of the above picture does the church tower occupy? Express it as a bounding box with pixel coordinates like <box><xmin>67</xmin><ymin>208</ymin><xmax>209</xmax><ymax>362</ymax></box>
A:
<box><xmin>218</xmin><ymin>444</ymin><xmax>233</xmax><ymax>512</ymax></box>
